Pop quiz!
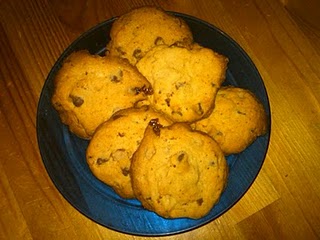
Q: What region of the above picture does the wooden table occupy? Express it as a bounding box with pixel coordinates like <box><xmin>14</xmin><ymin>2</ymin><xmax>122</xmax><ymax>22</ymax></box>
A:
<box><xmin>1</xmin><ymin>0</ymin><xmax>319</xmax><ymax>239</ymax></box>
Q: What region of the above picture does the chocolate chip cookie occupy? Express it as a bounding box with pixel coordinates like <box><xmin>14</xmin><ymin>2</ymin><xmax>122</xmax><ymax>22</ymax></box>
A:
<box><xmin>192</xmin><ymin>86</ymin><xmax>268</xmax><ymax>155</ymax></box>
<box><xmin>131</xmin><ymin>121</ymin><xmax>228</xmax><ymax>218</ymax></box>
<box><xmin>51</xmin><ymin>50</ymin><xmax>152</xmax><ymax>139</ymax></box>
<box><xmin>106</xmin><ymin>6</ymin><xmax>193</xmax><ymax>65</ymax></box>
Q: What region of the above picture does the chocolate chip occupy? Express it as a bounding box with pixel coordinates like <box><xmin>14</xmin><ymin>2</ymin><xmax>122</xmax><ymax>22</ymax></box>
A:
<box><xmin>154</xmin><ymin>36</ymin><xmax>164</xmax><ymax>45</ymax></box>
<box><xmin>178</xmin><ymin>153</ymin><xmax>185</xmax><ymax>162</ymax></box>
<box><xmin>216</xmin><ymin>131</ymin><xmax>223</xmax><ymax>136</ymax></box>
<box><xmin>237</xmin><ymin>110</ymin><xmax>246</xmax><ymax>115</ymax></box>
<box><xmin>121</xmin><ymin>167</ymin><xmax>130</xmax><ymax>176</ymax></box>
<box><xmin>133</xmin><ymin>48</ymin><xmax>142</xmax><ymax>60</ymax></box>
<box><xmin>133</xmin><ymin>85</ymin><xmax>153</xmax><ymax>95</ymax></box>
<box><xmin>96</xmin><ymin>158</ymin><xmax>108</xmax><ymax>165</ymax></box>
<box><xmin>110</xmin><ymin>69</ymin><xmax>123</xmax><ymax>83</ymax></box>
<box><xmin>69</xmin><ymin>95</ymin><xmax>84</xmax><ymax>107</ymax></box>
<box><xmin>111</xmin><ymin>75</ymin><xmax>119</xmax><ymax>82</ymax></box>
<box><xmin>149</xmin><ymin>118</ymin><xmax>163</xmax><ymax>136</ymax></box>
<box><xmin>196</xmin><ymin>198</ymin><xmax>203</xmax><ymax>206</ymax></box>
<box><xmin>165</xmin><ymin>98</ymin><xmax>171</xmax><ymax>107</ymax></box>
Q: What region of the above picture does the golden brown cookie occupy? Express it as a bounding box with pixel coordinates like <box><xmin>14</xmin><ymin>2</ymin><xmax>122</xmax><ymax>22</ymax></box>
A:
<box><xmin>136</xmin><ymin>44</ymin><xmax>228</xmax><ymax>122</ymax></box>
<box><xmin>192</xmin><ymin>86</ymin><xmax>268</xmax><ymax>155</ymax></box>
<box><xmin>106</xmin><ymin>6</ymin><xmax>193</xmax><ymax>65</ymax></box>
<box><xmin>86</xmin><ymin>106</ymin><xmax>172</xmax><ymax>198</ymax></box>
<box><xmin>51</xmin><ymin>50</ymin><xmax>152</xmax><ymax>139</ymax></box>
<box><xmin>131</xmin><ymin>121</ymin><xmax>228</xmax><ymax>219</ymax></box>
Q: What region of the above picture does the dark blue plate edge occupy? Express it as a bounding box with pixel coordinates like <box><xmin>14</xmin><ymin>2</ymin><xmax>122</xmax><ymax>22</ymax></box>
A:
<box><xmin>35</xmin><ymin>12</ymin><xmax>272</xmax><ymax>237</ymax></box>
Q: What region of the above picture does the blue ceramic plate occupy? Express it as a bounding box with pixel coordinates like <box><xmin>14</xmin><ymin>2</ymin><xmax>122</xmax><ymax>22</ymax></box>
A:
<box><xmin>37</xmin><ymin>13</ymin><xmax>270</xmax><ymax>236</ymax></box>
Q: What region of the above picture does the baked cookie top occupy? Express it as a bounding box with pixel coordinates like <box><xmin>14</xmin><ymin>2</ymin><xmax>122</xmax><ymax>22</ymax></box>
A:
<box><xmin>106</xmin><ymin>6</ymin><xmax>193</xmax><ymax>65</ymax></box>
<box><xmin>131</xmin><ymin>121</ymin><xmax>228</xmax><ymax>219</ymax></box>
<box><xmin>86</xmin><ymin>106</ymin><xmax>172</xmax><ymax>199</ymax></box>
<box><xmin>51</xmin><ymin>50</ymin><xmax>152</xmax><ymax>139</ymax></box>
<box><xmin>136</xmin><ymin>44</ymin><xmax>228</xmax><ymax>122</ymax></box>
<box><xmin>192</xmin><ymin>86</ymin><xmax>268</xmax><ymax>155</ymax></box>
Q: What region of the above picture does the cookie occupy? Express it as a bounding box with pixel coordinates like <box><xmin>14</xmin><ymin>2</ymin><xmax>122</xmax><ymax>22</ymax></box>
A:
<box><xmin>51</xmin><ymin>50</ymin><xmax>153</xmax><ymax>139</ymax></box>
<box><xmin>136</xmin><ymin>44</ymin><xmax>228</xmax><ymax>122</ymax></box>
<box><xmin>131</xmin><ymin>121</ymin><xmax>228</xmax><ymax>219</ymax></box>
<box><xmin>192</xmin><ymin>86</ymin><xmax>268</xmax><ymax>155</ymax></box>
<box><xmin>86</xmin><ymin>106</ymin><xmax>172</xmax><ymax>198</ymax></box>
<box><xmin>106</xmin><ymin>6</ymin><xmax>193</xmax><ymax>65</ymax></box>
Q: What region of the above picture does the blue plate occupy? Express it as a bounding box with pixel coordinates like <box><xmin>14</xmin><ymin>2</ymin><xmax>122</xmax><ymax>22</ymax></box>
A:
<box><xmin>37</xmin><ymin>13</ymin><xmax>271</xmax><ymax>236</ymax></box>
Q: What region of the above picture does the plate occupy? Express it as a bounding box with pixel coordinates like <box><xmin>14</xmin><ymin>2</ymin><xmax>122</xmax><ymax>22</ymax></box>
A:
<box><xmin>37</xmin><ymin>12</ymin><xmax>271</xmax><ymax>236</ymax></box>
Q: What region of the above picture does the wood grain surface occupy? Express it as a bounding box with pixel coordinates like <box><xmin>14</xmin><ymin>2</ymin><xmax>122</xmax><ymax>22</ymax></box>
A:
<box><xmin>0</xmin><ymin>0</ymin><xmax>319</xmax><ymax>239</ymax></box>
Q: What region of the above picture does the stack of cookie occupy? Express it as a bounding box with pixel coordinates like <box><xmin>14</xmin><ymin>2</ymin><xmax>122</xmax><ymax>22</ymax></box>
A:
<box><xmin>51</xmin><ymin>7</ymin><xmax>268</xmax><ymax>219</ymax></box>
